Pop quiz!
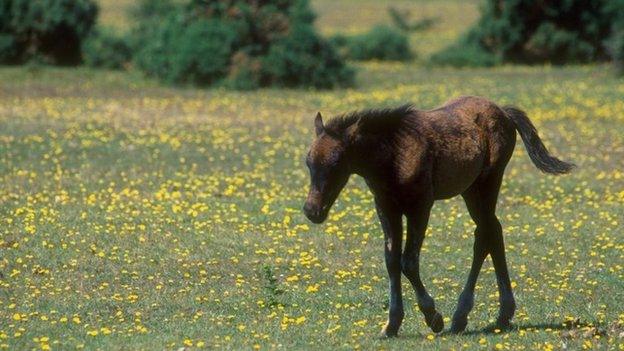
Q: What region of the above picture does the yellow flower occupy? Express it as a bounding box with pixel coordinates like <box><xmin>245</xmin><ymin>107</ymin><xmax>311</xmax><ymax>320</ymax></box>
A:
<box><xmin>305</xmin><ymin>284</ymin><xmax>319</xmax><ymax>293</ymax></box>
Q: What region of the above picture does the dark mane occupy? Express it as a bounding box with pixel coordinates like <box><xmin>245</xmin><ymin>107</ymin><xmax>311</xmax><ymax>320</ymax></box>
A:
<box><xmin>324</xmin><ymin>104</ymin><xmax>415</xmax><ymax>136</ymax></box>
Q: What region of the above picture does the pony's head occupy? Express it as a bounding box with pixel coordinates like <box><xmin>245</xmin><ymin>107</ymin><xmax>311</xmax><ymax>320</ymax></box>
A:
<box><xmin>303</xmin><ymin>112</ymin><xmax>359</xmax><ymax>223</ymax></box>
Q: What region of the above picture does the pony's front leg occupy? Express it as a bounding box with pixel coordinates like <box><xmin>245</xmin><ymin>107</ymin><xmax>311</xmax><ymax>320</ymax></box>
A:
<box><xmin>403</xmin><ymin>200</ymin><xmax>444</xmax><ymax>333</ymax></box>
<box><xmin>375</xmin><ymin>199</ymin><xmax>404</xmax><ymax>338</ymax></box>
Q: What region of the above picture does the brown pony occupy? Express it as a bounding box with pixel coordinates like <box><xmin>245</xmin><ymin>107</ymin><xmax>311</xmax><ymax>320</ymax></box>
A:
<box><xmin>303</xmin><ymin>96</ymin><xmax>573</xmax><ymax>336</ymax></box>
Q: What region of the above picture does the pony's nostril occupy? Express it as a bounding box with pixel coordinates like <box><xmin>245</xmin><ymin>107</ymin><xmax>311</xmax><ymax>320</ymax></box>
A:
<box><xmin>303</xmin><ymin>203</ymin><xmax>317</xmax><ymax>216</ymax></box>
<box><xmin>303</xmin><ymin>203</ymin><xmax>325</xmax><ymax>223</ymax></box>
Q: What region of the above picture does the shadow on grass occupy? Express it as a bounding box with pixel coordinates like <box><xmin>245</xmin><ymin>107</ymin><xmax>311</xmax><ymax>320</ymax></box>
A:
<box><xmin>439</xmin><ymin>319</ymin><xmax>597</xmax><ymax>337</ymax></box>
<box><xmin>382</xmin><ymin>319</ymin><xmax>611</xmax><ymax>341</ymax></box>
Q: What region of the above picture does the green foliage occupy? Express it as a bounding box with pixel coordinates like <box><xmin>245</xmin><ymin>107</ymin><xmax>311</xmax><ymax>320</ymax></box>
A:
<box><xmin>430</xmin><ymin>40</ymin><xmax>498</xmax><ymax>67</ymax></box>
<box><xmin>82</xmin><ymin>28</ymin><xmax>132</xmax><ymax>70</ymax></box>
<box><xmin>525</xmin><ymin>22</ymin><xmax>596</xmax><ymax>63</ymax></box>
<box><xmin>604</xmin><ymin>0</ymin><xmax>624</xmax><ymax>74</ymax></box>
<box><xmin>131</xmin><ymin>0</ymin><xmax>177</xmax><ymax>20</ymax></box>
<box><xmin>433</xmin><ymin>0</ymin><xmax>618</xmax><ymax>66</ymax></box>
<box><xmin>136</xmin><ymin>18</ymin><xmax>238</xmax><ymax>86</ymax></box>
<box><xmin>129</xmin><ymin>0</ymin><xmax>177</xmax><ymax>50</ymax></box>
<box><xmin>0</xmin><ymin>0</ymin><xmax>98</xmax><ymax>65</ymax></box>
<box><xmin>262</xmin><ymin>265</ymin><xmax>283</xmax><ymax>308</ymax></box>
<box><xmin>133</xmin><ymin>0</ymin><xmax>353</xmax><ymax>89</ymax></box>
<box><xmin>339</xmin><ymin>25</ymin><xmax>413</xmax><ymax>61</ymax></box>
<box><xmin>607</xmin><ymin>30</ymin><xmax>624</xmax><ymax>74</ymax></box>
<box><xmin>0</xmin><ymin>34</ymin><xmax>18</xmax><ymax>63</ymax></box>
<box><xmin>262</xmin><ymin>24</ymin><xmax>355</xmax><ymax>88</ymax></box>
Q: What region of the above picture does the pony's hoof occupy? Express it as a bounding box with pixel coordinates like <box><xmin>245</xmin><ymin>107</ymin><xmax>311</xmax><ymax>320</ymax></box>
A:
<box><xmin>495</xmin><ymin>318</ymin><xmax>513</xmax><ymax>331</ymax></box>
<box><xmin>450</xmin><ymin>319</ymin><xmax>467</xmax><ymax>334</ymax></box>
<box><xmin>378</xmin><ymin>332</ymin><xmax>397</xmax><ymax>339</ymax></box>
<box><xmin>426</xmin><ymin>312</ymin><xmax>444</xmax><ymax>333</ymax></box>
<box><xmin>379</xmin><ymin>323</ymin><xmax>400</xmax><ymax>338</ymax></box>
<box><xmin>378</xmin><ymin>329</ymin><xmax>398</xmax><ymax>339</ymax></box>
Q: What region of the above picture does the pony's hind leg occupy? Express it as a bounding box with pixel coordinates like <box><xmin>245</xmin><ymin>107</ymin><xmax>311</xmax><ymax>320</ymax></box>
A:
<box><xmin>450</xmin><ymin>203</ymin><xmax>488</xmax><ymax>333</ymax></box>
<box><xmin>402</xmin><ymin>199</ymin><xmax>444</xmax><ymax>333</ymax></box>
<box><xmin>451</xmin><ymin>170</ymin><xmax>516</xmax><ymax>333</ymax></box>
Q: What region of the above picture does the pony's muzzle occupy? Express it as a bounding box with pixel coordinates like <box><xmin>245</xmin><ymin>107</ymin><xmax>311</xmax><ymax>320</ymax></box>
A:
<box><xmin>303</xmin><ymin>202</ymin><xmax>327</xmax><ymax>224</ymax></box>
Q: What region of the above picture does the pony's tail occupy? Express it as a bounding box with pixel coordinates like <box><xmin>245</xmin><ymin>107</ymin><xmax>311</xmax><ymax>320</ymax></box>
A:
<box><xmin>503</xmin><ymin>106</ymin><xmax>575</xmax><ymax>174</ymax></box>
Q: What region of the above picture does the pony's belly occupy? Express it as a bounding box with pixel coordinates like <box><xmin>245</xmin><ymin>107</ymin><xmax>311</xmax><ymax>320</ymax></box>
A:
<box><xmin>431</xmin><ymin>148</ymin><xmax>485</xmax><ymax>200</ymax></box>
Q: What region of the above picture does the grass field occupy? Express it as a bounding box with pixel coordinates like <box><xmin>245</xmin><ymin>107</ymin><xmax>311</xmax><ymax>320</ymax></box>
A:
<box><xmin>1</xmin><ymin>1</ymin><xmax>624</xmax><ymax>350</ymax></box>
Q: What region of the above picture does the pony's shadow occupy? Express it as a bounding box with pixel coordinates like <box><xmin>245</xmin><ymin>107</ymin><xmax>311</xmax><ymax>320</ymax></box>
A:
<box><xmin>398</xmin><ymin>320</ymin><xmax>596</xmax><ymax>339</ymax></box>
<box><xmin>440</xmin><ymin>320</ymin><xmax>596</xmax><ymax>337</ymax></box>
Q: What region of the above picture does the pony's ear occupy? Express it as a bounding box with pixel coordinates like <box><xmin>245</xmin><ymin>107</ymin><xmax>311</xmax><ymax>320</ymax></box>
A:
<box><xmin>314</xmin><ymin>112</ymin><xmax>324</xmax><ymax>136</ymax></box>
<box><xmin>345</xmin><ymin>117</ymin><xmax>362</xmax><ymax>142</ymax></box>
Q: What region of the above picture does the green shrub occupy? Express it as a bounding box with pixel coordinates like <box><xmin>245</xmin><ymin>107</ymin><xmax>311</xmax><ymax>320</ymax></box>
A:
<box><xmin>608</xmin><ymin>30</ymin><xmax>624</xmax><ymax>74</ymax></box>
<box><xmin>0</xmin><ymin>34</ymin><xmax>18</xmax><ymax>63</ymax></box>
<box><xmin>604</xmin><ymin>0</ymin><xmax>624</xmax><ymax>74</ymax></box>
<box><xmin>131</xmin><ymin>0</ymin><xmax>177</xmax><ymax>20</ymax></box>
<box><xmin>82</xmin><ymin>28</ymin><xmax>132</xmax><ymax>69</ymax></box>
<box><xmin>134</xmin><ymin>15</ymin><xmax>239</xmax><ymax>86</ymax></box>
<box><xmin>0</xmin><ymin>0</ymin><xmax>98</xmax><ymax>65</ymax></box>
<box><xmin>430</xmin><ymin>41</ymin><xmax>498</xmax><ymax>67</ymax></box>
<box><xmin>342</xmin><ymin>25</ymin><xmax>413</xmax><ymax>61</ymax></box>
<box><xmin>433</xmin><ymin>0</ymin><xmax>617</xmax><ymax>66</ymax></box>
<box><xmin>262</xmin><ymin>24</ymin><xmax>355</xmax><ymax>88</ymax></box>
<box><xmin>525</xmin><ymin>22</ymin><xmax>596</xmax><ymax>64</ymax></box>
<box><xmin>133</xmin><ymin>0</ymin><xmax>352</xmax><ymax>89</ymax></box>
<box><xmin>129</xmin><ymin>0</ymin><xmax>177</xmax><ymax>50</ymax></box>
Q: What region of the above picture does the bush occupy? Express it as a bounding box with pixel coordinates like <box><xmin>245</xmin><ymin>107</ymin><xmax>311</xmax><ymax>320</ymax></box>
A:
<box><xmin>0</xmin><ymin>34</ymin><xmax>18</xmax><ymax>63</ymax></box>
<box><xmin>131</xmin><ymin>0</ymin><xmax>177</xmax><ymax>20</ymax></box>
<box><xmin>430</xmin><ymin>41</ymin><xmax>498</xmax><ymax>67</ymax></box>
<box><xmin>604</xmin><ymin>0</ymin><xmax>624</xmax><ymax>74</ymax></box>
<box><xmin>433</xmin><ymin>0</ymin><xmax>616</xmax><ymax>66</ymax></box>
<box><xmin>608</xmin><ymin>31</ymin><xmax>624</xmax><ymax>74</ymax></box>
<box><xmin>0</xmin><ymin>0</ymin><xmax>98</xmax><ymax>65</ymax></box>
<box><xmin>133</xmin><ymin>0</ymin><xmax>353</xmax><ymax>89</ymax></box>
<box><xmin>339</xmin><ymin>25</ymin><xmax>413</xmax><ymax>61</ymax></box>
<box><xmin>263</xmin><ymin>24</ymin><xmax>355</xmax><ymax>88</ymax></box>
<box><xmin>82</xmin><ymin>28</ymin><xmax>132</xmax><ymax>69</ymax></box>
<box><xmin>129</xmin><ymin>0</ymin><xmax>177</xmax><ymax>50</ymax></box>
<box><xmin>136</xmin><ymin>17</ymin><xmax>238</xmax><ymax>85</ymax></box>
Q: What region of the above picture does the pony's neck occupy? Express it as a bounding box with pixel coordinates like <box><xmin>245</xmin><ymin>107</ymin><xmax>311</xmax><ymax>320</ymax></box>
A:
<box><xmin>331</xmin><ymin>106</ymin><xmax>412</xmax><ymax>180</ymax></box>
<box><xmin>346</xmin><ymin>132</ymin><xmax>395</xmax><ymax>181</ymax></box>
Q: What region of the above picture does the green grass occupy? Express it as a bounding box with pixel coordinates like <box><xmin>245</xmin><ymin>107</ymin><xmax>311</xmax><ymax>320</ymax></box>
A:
<box><xmin>1</xmin><ymin>1</ymin><xmax>624</xmax><ymax>350</ymax></box>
